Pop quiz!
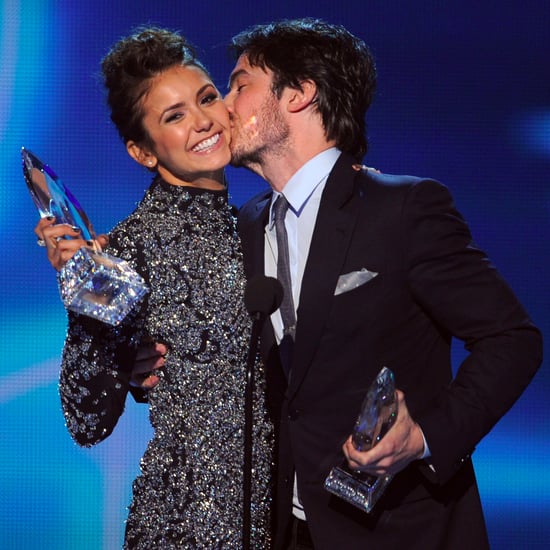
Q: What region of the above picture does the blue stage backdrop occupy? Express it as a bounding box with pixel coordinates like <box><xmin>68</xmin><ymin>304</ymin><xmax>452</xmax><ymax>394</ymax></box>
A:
<box><xmin>1</xmin><ymin>1</ymin><xmax>548</xmax><ymax>548</ymax></box>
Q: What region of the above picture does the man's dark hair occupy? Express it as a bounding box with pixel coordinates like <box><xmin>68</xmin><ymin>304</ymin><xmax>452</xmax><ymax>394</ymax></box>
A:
<box><xmin>230</xmin><ymin>18</ymin><xmax>376</xmax><ymax>160</ymax></box>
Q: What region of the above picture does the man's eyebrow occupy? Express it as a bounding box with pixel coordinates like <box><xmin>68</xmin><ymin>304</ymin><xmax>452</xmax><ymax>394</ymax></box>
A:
<box><xmin>228</xmin><ymin>69</ymin><xmax>247</xmax><ymax>90</ymax></box>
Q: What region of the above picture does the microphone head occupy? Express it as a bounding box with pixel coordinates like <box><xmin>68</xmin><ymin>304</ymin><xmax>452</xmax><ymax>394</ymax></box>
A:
<box><xmin>244</xmin><ymin>275</ymin><xmax>284</xmax><ymax>316</ymax></box>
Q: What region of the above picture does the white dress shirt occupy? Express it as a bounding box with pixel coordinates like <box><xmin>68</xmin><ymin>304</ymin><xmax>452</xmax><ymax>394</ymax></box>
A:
<box><xmin>265</xmin><ymin>148</ymin><xmax>341</xmax><ymax>342</ymax></box>
<box><xmin>264</xmin><ymin>147</ymin><xmax>341</xmax><ymax>521</ymax></box>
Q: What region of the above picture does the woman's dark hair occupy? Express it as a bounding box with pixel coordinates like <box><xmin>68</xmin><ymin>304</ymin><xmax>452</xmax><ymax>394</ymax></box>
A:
<box><xmin>101</xmin><ymin>27</ymin><xmax>207</xmax><ymax>145</ymax></box>
<box><xmin>230</xmin><ymin>19</ymin><xmax>376</xmax><ymax>160</ymax></box>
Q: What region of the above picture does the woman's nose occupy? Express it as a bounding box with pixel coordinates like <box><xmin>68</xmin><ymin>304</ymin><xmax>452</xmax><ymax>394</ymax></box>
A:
<box><xmin>193</xmin><ymin>111</ymin><xmax>214</xmax><ymax>132</ymax></box>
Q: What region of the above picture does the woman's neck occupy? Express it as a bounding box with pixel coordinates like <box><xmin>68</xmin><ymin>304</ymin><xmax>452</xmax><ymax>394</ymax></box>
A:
<box><xmin>157</xmin><ymin>167</ymin><xmax>226</xmax><ymax>190</ymax></box>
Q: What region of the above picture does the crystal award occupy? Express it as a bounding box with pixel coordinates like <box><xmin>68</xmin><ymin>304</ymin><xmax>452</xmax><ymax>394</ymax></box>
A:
<box><xmin>324</xmin><ymin>366</ymin><xmax>397</xmax><ymax>513</ymax></box>
<box><xmin>22</xmin><ymin>147</ymin><xmax>148</xmax><ymax>325</ymax></box>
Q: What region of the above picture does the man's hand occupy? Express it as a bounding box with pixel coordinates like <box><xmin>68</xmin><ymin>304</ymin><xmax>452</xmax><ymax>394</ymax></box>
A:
<box><xmin>130</xmin><ymin>341</ymin><xmax>167</xmax><ymax>390</ymax></box>
<box><xmin>342</xmin><ymin>390</ymin><xmax>425</xmax><ymax>476</ymax></box>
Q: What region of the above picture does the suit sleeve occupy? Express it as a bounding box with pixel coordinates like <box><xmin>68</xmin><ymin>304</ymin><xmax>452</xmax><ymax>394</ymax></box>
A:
<box><xmin>404</xmin><ymin>179</ymin><xmax>542</xmax><ymax>484</ymax></box>
<box><xmin>59</xmin><ymin>225</ymin><xmax>149</xmax><ymax>447</ymax></box>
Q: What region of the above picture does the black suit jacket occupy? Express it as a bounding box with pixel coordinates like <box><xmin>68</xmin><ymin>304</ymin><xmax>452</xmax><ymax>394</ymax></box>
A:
<box><xmin>238</xmin><ymin>153</ymin><xmax>542</xmax><ymax>549</ymax></box>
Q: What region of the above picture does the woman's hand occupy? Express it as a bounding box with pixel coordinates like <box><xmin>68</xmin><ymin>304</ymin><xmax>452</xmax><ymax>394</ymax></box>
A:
<box><xmin>34</xmin><ymin>216</ymin><xmax>109</xmax><ymax>271</ymax></box>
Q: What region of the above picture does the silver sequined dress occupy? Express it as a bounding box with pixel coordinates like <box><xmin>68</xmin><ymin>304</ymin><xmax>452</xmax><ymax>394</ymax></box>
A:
<box><xmin>59</xmin><ymin>178</ymin><xmax>273</xmax><ymax>549</ymax></box>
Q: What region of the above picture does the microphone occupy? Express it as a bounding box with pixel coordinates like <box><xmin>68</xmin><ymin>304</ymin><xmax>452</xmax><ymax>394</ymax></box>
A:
<box><xmin>244</xmin><ymin>275</ymin><xmax>283</xmax><ymax>319</ymax></box>
<box><xmin>242</xmin><ymin>275</ymin><xmax>283</xmax><ymax>550</ymax></box>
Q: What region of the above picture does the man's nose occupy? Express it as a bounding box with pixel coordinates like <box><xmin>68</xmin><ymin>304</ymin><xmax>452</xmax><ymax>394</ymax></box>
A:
<box><xmin>223</xmin><ymin>93</ymin><xmax>234</xmax><ymax>112</ymax></box>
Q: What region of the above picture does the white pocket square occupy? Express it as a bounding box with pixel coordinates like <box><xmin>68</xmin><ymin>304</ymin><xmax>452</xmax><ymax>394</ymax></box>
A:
<box><xmin>334</xmin><ymin>268</ymin><xmax>378</xmax><ymax>296</ymax></box>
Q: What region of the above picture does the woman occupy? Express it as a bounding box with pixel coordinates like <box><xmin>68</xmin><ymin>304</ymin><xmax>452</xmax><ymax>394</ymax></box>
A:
<box><xmin>35</xmin><ymin>27</ymin><xmax>273</xmax><ymax>549</ymax></box>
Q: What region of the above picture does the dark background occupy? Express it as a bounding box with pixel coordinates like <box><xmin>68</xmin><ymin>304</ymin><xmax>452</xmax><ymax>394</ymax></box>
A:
<box><xmin>1</xmin><ymin>1</ymin><xmax>548</xmax><ymax>548</ymax></box>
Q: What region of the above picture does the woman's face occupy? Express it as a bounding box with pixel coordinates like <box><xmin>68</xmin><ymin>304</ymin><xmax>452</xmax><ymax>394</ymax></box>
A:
<box><xmin>130</xmin><ymin>64</ymin><xmax>231</xmax><ymax>187</ymax></box>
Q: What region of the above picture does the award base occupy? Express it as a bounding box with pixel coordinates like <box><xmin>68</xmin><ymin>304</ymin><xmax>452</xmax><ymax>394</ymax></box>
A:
<box><xmin>57</xmin><ymin>248</ymin><xmax>148</xmax><ymax>326</ymax></box>
<box><xmin>324</xmin><ymin>464</ymin><xmax>393</xmax><ymax>513</ymax></box>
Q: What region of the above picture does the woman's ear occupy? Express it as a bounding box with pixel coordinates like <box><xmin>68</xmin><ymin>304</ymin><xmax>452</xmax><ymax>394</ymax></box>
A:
<box><xmin>126</xmin><ymin>140</ymin><xmax>157</xmax><ymax>169</ymax></box>
<box><xmin>286</xmin><ymin>79</ymin><xmax>318</xmax><ymax>113</ymax></box>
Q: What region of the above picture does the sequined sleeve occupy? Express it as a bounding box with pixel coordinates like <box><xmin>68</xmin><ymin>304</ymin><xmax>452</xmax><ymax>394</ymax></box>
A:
<box><xmin>59</xmin><ymin>224</ymin><xmax>149</xmax><ymax>448</ymax></box>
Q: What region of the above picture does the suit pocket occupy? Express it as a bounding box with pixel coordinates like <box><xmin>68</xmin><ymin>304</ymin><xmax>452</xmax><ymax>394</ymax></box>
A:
<box><xmin>334</xmin><ymin>268</ymin><xmax>379</xmax><ymax>296</ymax></box>
<box><xmin>326</xmin><ymin>269</ymin><xmax>405</xmax><ymax>334</ymax></box>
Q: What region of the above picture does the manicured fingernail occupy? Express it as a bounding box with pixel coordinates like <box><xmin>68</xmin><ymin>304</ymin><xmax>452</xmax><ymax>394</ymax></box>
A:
<box><xmin>71</xmin><ymin>226</ymin><xmax>81</xmax><ymax>233</ymax></box>
<box><xmin>86</xmin><ymin>240</ymin><xmax>94</xmax><ymax>246</ymax></box>
<box><xmin>46</xmin><ymin>215</ymin><xmax>54</xmax><ymax>221</ymax></box>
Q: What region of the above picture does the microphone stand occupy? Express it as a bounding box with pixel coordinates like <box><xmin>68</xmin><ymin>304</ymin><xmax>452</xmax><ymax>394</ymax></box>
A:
<box><xmin>243</xmin><ymin>309</ymin><xmax>263</xmax><ymax>550</ymax></box>
<box><xmin>241</xmin><ymin>276</ymin><xmax>283</xmax><ymax>549</ymax></box>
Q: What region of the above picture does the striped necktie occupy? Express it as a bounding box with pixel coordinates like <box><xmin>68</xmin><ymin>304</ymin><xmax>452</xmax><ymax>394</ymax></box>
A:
<box><xmin>273</xmin><ymin>195</ymin><xmax>296</xmax><ymax>374</ymax></box>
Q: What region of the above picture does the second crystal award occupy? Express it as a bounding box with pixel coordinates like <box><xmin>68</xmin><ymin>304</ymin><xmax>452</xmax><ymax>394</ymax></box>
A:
<box><xmin>22</xmin><ymin>147</ymin><xmax>148</xmax><ymax>326</ymax></box>
<box><xmin>324</xmin><ymin>366</ymin><xmax>398</xmax><ymax>513</ymax></box>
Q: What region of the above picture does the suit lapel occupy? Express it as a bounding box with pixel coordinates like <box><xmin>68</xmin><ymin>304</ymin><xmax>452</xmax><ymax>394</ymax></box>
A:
<box><xmin>240</xmin><ymin>193</ymin><xmax>271</xmax><ymax>280</ymax></box>
<box><xmin>288</xmin><ymin>155</ymin><xmax>362</xmax><ymax>398</ymax></box>
<box><xmin>238</xmin><ymin>192</ymin><xmax>280</xmax><ymax>362</ymax></box>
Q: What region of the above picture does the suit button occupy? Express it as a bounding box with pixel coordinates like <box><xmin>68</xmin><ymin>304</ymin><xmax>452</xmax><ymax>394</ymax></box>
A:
<box><xmin>288</xmin><ymin>408</ymin><xmax>300</xmax><ymax>420</ymax></box>
<box><xmin>454</xmin><ymin>453</ymin><xmax>472</xmax><ymax>470</ymax></box>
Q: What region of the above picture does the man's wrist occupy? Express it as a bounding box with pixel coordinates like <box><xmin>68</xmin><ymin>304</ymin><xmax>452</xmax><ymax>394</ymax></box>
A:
<box><xmin>418</xmin><ymin>424</ymin><xmax>431</xmax><ymax>460</ymax></box>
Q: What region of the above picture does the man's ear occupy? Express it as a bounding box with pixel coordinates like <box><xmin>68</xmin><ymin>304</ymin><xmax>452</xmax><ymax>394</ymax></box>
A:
<box><xmin>126</xmin><ymin>140</ymin><xmax>157</xmax><ymax>169</ymax></box>
<box><xmin>286</xmin><ymin>80</ymin><xmax>318</xmax><ymax>113</ymax></box>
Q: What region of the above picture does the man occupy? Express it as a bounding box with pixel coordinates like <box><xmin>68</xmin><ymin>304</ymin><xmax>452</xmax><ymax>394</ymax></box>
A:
<box><xmin>224</xmin><ymin>18</ymin><xmax>542</xmax><ymax>550</ymax></box>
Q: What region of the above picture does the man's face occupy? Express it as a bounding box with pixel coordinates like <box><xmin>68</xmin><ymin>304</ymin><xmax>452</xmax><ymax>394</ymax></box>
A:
<box><xmin>225</xmin><ymin>54</ymin><xmax>289</xmax><ymax>169</ymax></box>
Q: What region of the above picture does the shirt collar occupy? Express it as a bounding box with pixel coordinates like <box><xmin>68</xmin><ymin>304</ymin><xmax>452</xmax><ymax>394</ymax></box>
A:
<box><xmin>269</xmin><ymin>148</ymin><xmax>341</xmax><ymax>225</ymax></box>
